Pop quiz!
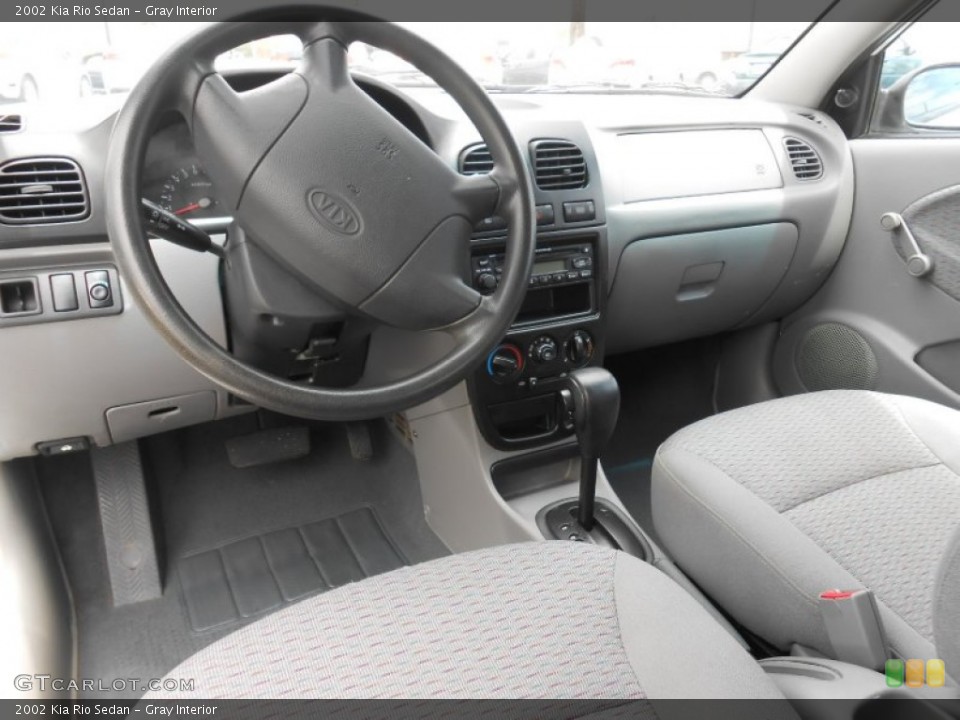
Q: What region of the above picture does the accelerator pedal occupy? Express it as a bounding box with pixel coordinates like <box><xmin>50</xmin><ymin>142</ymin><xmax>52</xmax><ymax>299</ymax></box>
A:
<box><xmin>345</xmin><ymin>421</ymin><xmax>374</xmax><ymax>461</ymax></box>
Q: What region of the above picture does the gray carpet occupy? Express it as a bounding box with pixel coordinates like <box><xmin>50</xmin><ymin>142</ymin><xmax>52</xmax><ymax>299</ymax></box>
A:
<box><xmin>38</xmin><ymin>415</ymin><xmax>449</xmax><ymax>699</ymax></box>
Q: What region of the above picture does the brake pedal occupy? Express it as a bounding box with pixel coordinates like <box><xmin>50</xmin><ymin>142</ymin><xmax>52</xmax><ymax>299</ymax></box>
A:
<box><xmin>91</xmin><ymin>441</ymin><xmax>162</xmax><ymax>607</ymax></box>
<box><xmin>225</xmin><ymin>426</ymin><xmax>311</xmax><ymax>469</ymax></box>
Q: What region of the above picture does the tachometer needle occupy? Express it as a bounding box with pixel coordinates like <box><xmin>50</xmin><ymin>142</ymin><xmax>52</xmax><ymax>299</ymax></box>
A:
<box><xmin>174</xmin><ymin>197</ymin><xmax>213</xmax><ymax>216</ymax></box>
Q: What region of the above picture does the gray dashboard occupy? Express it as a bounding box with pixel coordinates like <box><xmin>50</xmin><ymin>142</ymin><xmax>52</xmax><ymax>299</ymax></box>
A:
<box><xmin>0</xmin><ymin>81</ymin><xmax>854</xmax><ymax>460</ymax></box>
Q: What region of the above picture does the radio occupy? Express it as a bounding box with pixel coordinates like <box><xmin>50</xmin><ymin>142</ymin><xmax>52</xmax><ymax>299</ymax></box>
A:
<box><xmin>472</xmin><ymin>242</ymin><xmax>594</xmax><ymax>295</ymax></box>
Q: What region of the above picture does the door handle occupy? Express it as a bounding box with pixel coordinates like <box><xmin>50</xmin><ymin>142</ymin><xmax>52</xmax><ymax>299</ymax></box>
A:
<box><xmin>881</xmin><ymin>212</ymin><xmax>934</xmax><ymax>278</ymax></box>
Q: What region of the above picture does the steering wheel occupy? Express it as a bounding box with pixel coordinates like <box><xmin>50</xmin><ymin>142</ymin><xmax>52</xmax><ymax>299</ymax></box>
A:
<box><xmin>106</xmin><ymin>12</ymin><xmax>536</xmax><ymax>421</ymax></box>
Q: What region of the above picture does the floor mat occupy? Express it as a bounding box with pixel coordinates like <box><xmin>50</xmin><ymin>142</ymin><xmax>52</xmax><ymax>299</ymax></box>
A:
<box><xmin>38</xmin><ymin>416</ymin><xmax>449</xmax><ymax>699</ymax></box>
<box><xmin>602</xmin><ymin>338</ymin><xmax>721</xmax><ymax>544</ymax></box>
<box><xmin>179</xmin><ymin>507</ymin><xmax>407</xmax><ymax>632</ymax></box>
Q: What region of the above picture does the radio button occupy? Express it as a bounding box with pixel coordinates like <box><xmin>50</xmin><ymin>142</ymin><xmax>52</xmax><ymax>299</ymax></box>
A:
<box><xmin>580</xmin><ymin>270</ymin><xmax>593</xmax><ymax>279</ymax></box>
<box><xmin>573</xmin><ymin>257</ymin><xmax>592</xmax><ymax>270</ymax></box>
<box><xmin>566</xmin><ymin>272</ymin><xmax>580</xmax><ymax>282</ymax></box>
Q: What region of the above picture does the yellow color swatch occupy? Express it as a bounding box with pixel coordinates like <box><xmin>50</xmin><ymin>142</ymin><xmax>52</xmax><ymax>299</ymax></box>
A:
<box><xmin>927</xmin><ymin>659</ymin><xmax>946</xmax><ymax>688</ymax></box>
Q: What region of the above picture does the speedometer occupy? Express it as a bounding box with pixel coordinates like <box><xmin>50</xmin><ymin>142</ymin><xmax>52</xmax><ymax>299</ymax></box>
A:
<box><xmin>158</xmin><ymin>164</ymin><xmax>221</xmax><ymax>220</ymax></box>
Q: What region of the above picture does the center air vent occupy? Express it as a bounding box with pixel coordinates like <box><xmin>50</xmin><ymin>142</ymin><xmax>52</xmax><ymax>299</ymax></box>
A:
<box><xmin>458</xmin><ymin>144</ymin><xmax>494</xmax><ymax>175</ymax></box>
<box><xmin>531</xmin><ymin>139</ymin><xmax>587</xmax><ymax>190</ymax></box>
<box><xmin>784</xmin><ymin>138</ymin><xmax>823</xmax><ymax>181</ymax></box>
<box><xmin>0</xmin><ymin>158</ymin><xmax>89</xmax><ymax>225</ymax></box>
<box><xmin>0</xmin><ymin>115</ymin><xmax>22</xmax><ymax>133</ymax></box>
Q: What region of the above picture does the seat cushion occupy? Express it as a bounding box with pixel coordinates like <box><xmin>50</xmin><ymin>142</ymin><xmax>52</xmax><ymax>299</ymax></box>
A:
<box><xmin>653</xmin><ymin>390</ymin><xmax>960</xmax><ymax>661</ymax></box>
<box><xmin>146</xmin><ymin>542</ymin><xmax>787</xmax><ymax>701</ymax></box>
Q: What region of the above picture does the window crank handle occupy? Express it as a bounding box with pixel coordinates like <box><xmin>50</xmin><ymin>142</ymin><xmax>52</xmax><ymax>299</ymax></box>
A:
<box><xmin>881</xmin><ymin>212</ymin><xmax>934</xmax><ymax>279</ymax></box>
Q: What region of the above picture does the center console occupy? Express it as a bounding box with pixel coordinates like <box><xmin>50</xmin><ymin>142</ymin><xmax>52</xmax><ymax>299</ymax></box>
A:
<box><xmin>459</xmin><ymin>126</ymin><xmax>654</xmax><ymax>561</ymax></box>
<box><xmin>468</xmin><ymin>228</ymin><xmax>607</xmax><ymax>451</ymax></box>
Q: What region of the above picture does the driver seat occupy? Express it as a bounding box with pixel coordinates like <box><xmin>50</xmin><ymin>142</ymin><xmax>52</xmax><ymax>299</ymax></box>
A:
<box><xmin>147</xmin><ymin>542</ymin><xmax>791</xmax><ymax>702</ymax></box>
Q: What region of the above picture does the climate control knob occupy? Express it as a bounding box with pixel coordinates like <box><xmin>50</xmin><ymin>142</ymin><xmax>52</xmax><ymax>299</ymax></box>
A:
<box><xmin>529</xmin><ymin>336</ymin><xmax>559</xmax><ymax>365</ymax></box>
<box><xmin>486</xmin><ymin>344</ymin><xmax>524</xmax><ymax>384</ymax></box>
<box><xmin>565</xmin><ymin>330</ymin><xmax>595</xmax><ymax>368</ymax></box>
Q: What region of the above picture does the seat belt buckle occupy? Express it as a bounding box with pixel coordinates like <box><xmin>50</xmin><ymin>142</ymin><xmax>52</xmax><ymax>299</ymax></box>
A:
<box><xmin>818</xmin><ymin>589</ymin><xmax>888</xmax><ymax>671</ymax></box>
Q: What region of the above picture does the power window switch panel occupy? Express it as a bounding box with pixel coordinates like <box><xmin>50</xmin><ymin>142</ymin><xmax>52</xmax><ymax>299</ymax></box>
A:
<box><xmin>85</xmin><ymin>270</ymin><xmax>113</xmax><ymax>309</ymax></box>
<box><xmin>50</xmin><ymin>273</ymin><xmax>79</xmax><ymax>312</ymax></box>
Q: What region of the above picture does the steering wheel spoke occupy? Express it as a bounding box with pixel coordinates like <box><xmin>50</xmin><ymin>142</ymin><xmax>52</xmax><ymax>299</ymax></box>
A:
<box><xmin>452</xmin><ymin>173</ymin><xmax>503</xmax><ymax>226</ymax></box>
<box><xmin>298</xmin><ymin>26</ymin><xmax>356</xmax><ymax>92</ymax></box>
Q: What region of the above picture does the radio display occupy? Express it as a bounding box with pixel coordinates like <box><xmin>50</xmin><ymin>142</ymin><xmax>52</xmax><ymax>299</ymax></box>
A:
<box><xmin>533</xmin><ymin>259</ymin><xmax>566</xmax><ymax>276</ymax></box>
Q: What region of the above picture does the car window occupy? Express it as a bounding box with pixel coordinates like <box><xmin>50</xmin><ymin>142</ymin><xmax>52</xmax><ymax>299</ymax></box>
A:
<box><xmin>0</xmin><ymin>20</ymin><xmax>818</xmax><ymax>108</ymax></box>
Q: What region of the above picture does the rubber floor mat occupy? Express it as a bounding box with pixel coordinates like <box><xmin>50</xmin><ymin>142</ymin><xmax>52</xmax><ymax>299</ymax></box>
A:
<box><xmin>179</xmin><ymin>507</ymin><xmax>407</xmax><ymax>631</ymax></box>
<box><xmin>37</xmin><ymin>416</ymin><xmax>449</xmax><ymax>698</ymax></box>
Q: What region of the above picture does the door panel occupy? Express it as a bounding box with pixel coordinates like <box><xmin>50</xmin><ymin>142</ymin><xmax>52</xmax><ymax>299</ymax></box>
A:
<box><xmin>774</xmin><ymin>138</ymin><xmax>960</xmax><ymax>408</ymax></box>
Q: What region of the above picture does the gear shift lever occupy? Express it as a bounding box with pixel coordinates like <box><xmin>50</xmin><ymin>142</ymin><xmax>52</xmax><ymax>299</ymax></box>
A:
<box><xmin>561</xmin><ymin>368</ymin><xmax>620</xmax><ymax>530</ymax></box>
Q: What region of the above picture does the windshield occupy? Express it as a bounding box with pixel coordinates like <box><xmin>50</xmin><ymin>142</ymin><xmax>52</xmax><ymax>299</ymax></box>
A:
<box><xmin>0</xmin><ymin>21</ymin><xmax>813</xmax><ymax>108</ymax></box>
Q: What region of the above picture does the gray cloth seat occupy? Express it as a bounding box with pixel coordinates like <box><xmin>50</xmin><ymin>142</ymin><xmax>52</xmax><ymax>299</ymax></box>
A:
<box><xmin>148</xmin><ymin>542</ymin><xmax>790</xmax><ymax>701</ymax></box>
<box><xmin>653</xmin><ymin>390</ymin><xmax>960</xmax><ymax>673</ymax></box>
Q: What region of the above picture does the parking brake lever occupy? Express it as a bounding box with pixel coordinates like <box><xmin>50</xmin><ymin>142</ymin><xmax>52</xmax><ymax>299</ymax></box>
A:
<box><xmin>141</xmin><ymin>198</ymin><xmax>225</xmax><ymax>259</ymax></box>
<box><xmin>881</xmin><ymin>212</ymin><xmax>933</xmax><ymax>278</ymax></box>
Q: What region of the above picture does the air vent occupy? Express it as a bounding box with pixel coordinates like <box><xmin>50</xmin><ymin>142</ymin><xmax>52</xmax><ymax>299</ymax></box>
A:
<box><xmin>459</xmin><ymin>144</ymin><xmax>494</xmax><ymax>175</ymax></box>
<box><xmin>784</xmin><ymin>138</ymin><xmax>823</xmax><ymax>181</ymax></box>
<box><xmin>531</xmin><ymin>139</ymin><xmax>587</xmax><ymax>191</ymax></box>
<box><xmin>0</xmin><ymin>114</ymin><xmax>22</xmax><ymax>133</ymax></box>
<box><xmin>0</xmin><ymin>158</ymin><xmax>89</xmax><ymax>225</ymax></box>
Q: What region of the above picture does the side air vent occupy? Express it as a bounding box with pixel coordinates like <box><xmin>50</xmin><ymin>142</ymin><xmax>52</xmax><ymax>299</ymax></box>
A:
<box><xmin>0</xmin><ymin>114</ymin><xmax>23</xmax><ymax>133</ymax></box>
<box><xmin>530</xmin><ymin>139</ymin><xmax>587</xmax><ymax>190</ymax></box>
<box><xmin>0</xmin><ymin>158</ymin><xmax>89</xmax><ymax>225</ymax></box>
<box><xmin>458</xmin><ymin>144</ymin><xmax>494</xmax><ymax>175</ymax></box>
<box><xmin>784</xmin><ymin>137</ymin><xmax>823</xmax><ymax>181</ymax></box>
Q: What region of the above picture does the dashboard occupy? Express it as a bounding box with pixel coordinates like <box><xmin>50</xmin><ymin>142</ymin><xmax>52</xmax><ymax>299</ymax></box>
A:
<box><xmin>0</xmin><ymin>70</ymin><xmax>854</xmax><ymax>460</ymax></box>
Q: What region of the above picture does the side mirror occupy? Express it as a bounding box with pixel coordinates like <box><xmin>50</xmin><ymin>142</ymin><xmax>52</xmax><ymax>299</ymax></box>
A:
<box><xmin>874</xmin><ymin>63</ymin><xmax>960</xmax><ymax>133</ymax></box>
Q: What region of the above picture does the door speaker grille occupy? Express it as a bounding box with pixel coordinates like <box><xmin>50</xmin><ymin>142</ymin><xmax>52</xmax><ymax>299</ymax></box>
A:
<box><xmin>796</xmin><ymin>323</ymin><xmax>878</xmax><ymax>391</ymax></box>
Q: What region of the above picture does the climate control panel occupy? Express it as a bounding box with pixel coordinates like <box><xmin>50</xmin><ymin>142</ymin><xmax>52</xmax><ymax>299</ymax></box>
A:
<box><xmin>484</xmin><ymin>329</ymin><xmax>596</xmax><ymax>387</ymax></box>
